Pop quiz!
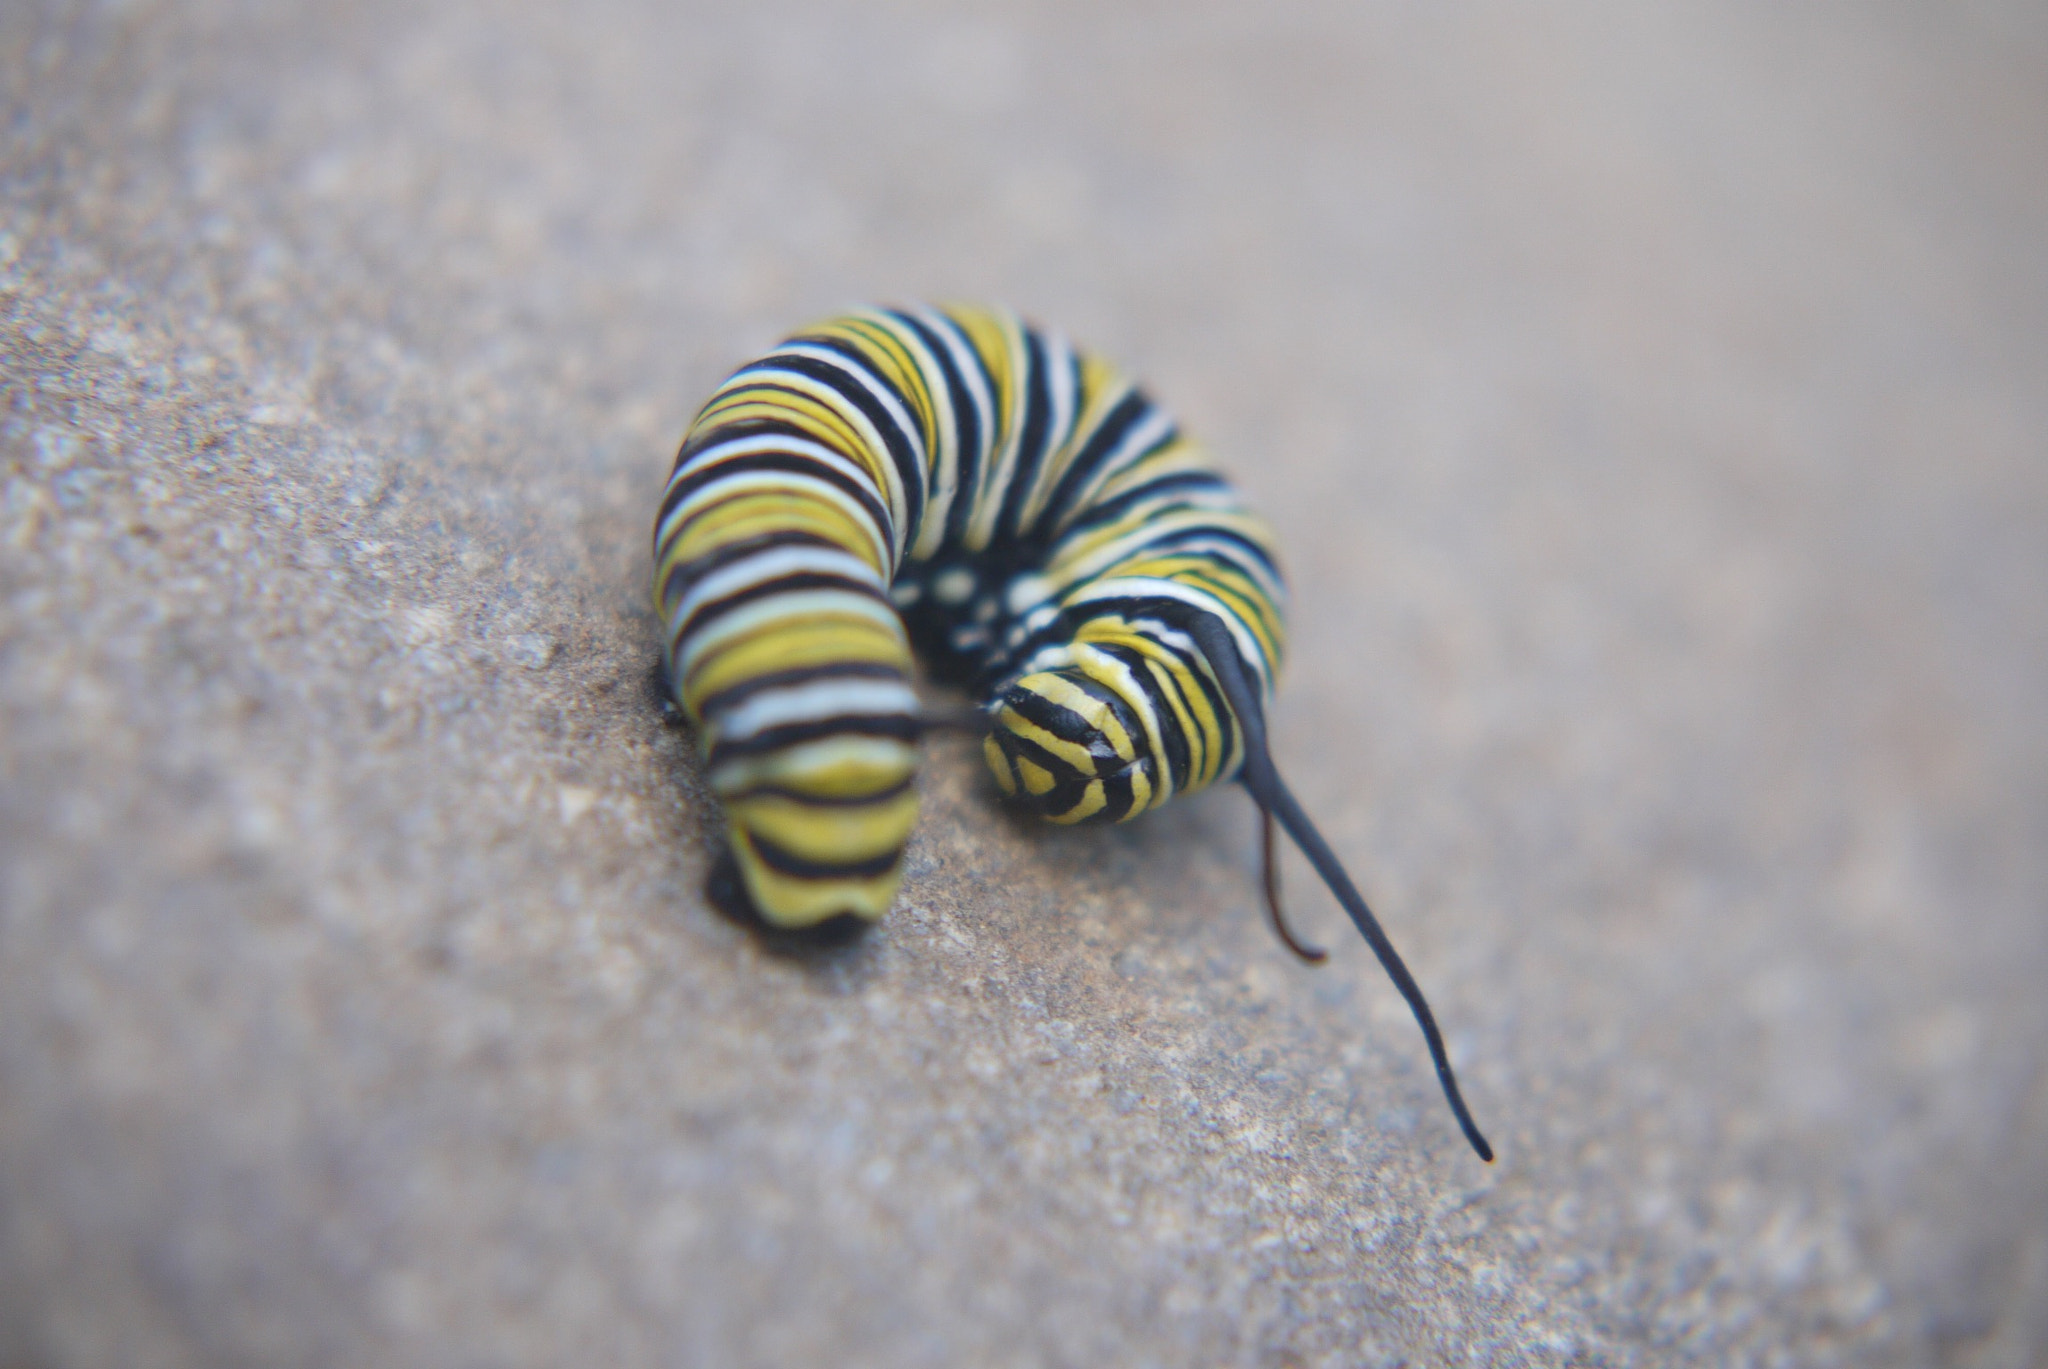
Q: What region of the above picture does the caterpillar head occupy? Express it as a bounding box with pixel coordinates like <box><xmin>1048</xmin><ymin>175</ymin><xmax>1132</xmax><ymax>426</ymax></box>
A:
<box><xmin>982</xmin><ymin>666</ymin><xmax>1160</xmax><ymax>824</ymax></box>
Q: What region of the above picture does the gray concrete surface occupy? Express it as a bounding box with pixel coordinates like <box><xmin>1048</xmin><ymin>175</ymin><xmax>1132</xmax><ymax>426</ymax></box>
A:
<box><xmin>4</xmin><ymin>2</ymin><xmax>2046</xmax><ymax>1364</ymax></box>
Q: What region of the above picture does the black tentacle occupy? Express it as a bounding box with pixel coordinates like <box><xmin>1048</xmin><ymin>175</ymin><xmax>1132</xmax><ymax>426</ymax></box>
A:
<box><xmin>1189</xmin><ymin>613</ymin><xmax>1494</xmax><ymax>1162</ymax></box>
<box><xmin>1261</xmin><ymin>804</ymin><xmax>1328</xmax><ymax>963</ymax></box>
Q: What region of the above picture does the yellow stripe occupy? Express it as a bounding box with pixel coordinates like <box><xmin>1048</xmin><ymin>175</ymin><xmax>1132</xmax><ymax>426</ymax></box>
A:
<box><xmin>943</xmin><ymin>305</ymin><xmax>1018</xmax><ymax>435</ymax></box>
<box><xmin>995</xmin><ymin>704</ymin><xmax>1100</xmax><ymax>775</ymax></box>
<box><xmin>685</xmin><ymin>623</ymin><xmax>908</xmax><ymax>705</ymax></box>
<box><xmin>729</xmin><ymin>787</ymin><xmax>920</xmax><ymax>864</ymax></box>
<box><xmin>984</xmin><ymin>736</ymin><xmax>1019</xmax><ymax>796</ymax></box>
<box><xmin>695</xmin><ymin>391</ymin><xmax>870</xmax><ymax>471</ymax></box>
<box><xmin>709</xmin><ymin>735</ymin><xmax>918</xmax><ymax>800</ymax></box>
<box><xmin>1016</xmin><ymin>756</ymin><xmax>1057</xmax><ymax>796</ymax></box>
<box><xmin>1096</xmin><ymin>554</ymin><xmax>1286</xmax><ymax>672</ymax></box>
<box><xmin>1087</xmin><ymin>434</ymin><xmax>1213</xmax><ymax>503</ymax></box>
<box><xmin>732</xmin><ymin>834</ymin><xmax>900</xmax><ymax>927</ymax></box>
<box><xmin>814</xmin><ymin>314</ymin><xmax>939</xmax><ymax>459</ymax></box>
<box><xmin>1044</xmin><ymin>507</ymin><xmax>1271</xmax><ymax>594</ymax></box>
<box><xmin>657</xmin><ymin>464</ymin><xmax>894</xmax><ymax>575</ymax></box>
<box><xmin>1158</xmin><ymin>655</ymin><xmax>1223</xmax><ymax>789</ymax></box>
<box><xmin>1027</xmin><ymin>672</ymin><xmax>1136</xmax><ymax>761</ymax></box>
<box><xmin>1051</xmin><ymin>780</ymin><xmax>1107</xmax><ymax>824</ymax></box>
<box><xmin>1050</xmin><ymin>616</ymin><xmax>1228</xmax><ymax>790</ymax></box>
<box><xmin>946</xmin><ymin>304</ymin><xmax>1025</xmax><ymax>550</ymax></box>
<box><xmin>693</xmin><ymin>384</ymin><xmax>902</xmax><ymax>527</ymax></box>
<box><xmin>660</xmin><ymin>498</ymin><xmax>887</xmax><ymax>585</ymax></box>
<box><xmin>1025</xmin><ymin>356</ymin><xmax>1128</xmax><ymax>528</ymax></box>
<box><xmin>680</xmin><ymin>598</ymin><xmax>907</xmax><ymax>698</ymax></box>
<box><xmin>1123</xmin><ymin>764</ymin><xmax>1152</xmax><ymax>820</ymax></box>
<box><xmin>1180</xmin><ymin>571</ymin><xmax>1285</xmax><ymax>671</ymax></box>
<box><xmin>1066</xmin><ymin>631</ymin><xmax>1173</xmax><ymax>808</ymax></box>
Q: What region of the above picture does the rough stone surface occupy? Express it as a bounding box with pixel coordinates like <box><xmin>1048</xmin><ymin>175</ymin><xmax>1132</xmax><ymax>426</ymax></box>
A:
<box><xmin>4</xmin><ymin>2</ymin><xmax>2046</xmax><ymax>1365</ymax></box>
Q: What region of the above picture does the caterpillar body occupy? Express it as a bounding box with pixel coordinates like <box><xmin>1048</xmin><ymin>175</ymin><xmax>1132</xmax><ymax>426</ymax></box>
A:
<box><xmin>653</xmin><ymin>303</ymin><xmax>1491</xmax><ymax>1160</ymax></box>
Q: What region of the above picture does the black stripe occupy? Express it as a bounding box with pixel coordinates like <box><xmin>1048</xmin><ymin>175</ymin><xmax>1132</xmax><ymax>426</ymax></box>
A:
<box><xmin>718</xmin><ymin>775</ymin><xmax>916</xmax><ymax>808</ymax></box>
<box><xmin>1070</xmin><ymin>668</ymin><xmax>1152</xmax><ymax>770</ymax></box>
<box><xmin>768</xmin><ymin>350</ymin><xmax>927</xmax><ymax>544</ymax></box>
<box><xmin>659</xmin><ymin>530</ymin><xmax>844</xmax><ymax>617</ymax></box>
<box><xmin>1140</xmin><ymin>523</ymin><xmax>1286</xmax><ymax>583</ymax></box>
<box><xmin>998</xmin><ymin>675</ymin><xmax>1141</xmax><ymax>768</ymax></box>
<box><xmin>1032</xmin><ymin>390</ymin><xmax>1162</xmax><ymax>538</ymax></box>
<box><xmin>1147</xmin><ymin>606</ymin><xmax>1246</xmax><ymax>777</ymax></box>
<box><xmin>985</xmin><ymin>601</ymin><xmax>1251</xmax><ymax>777</ymax></box>
<box><xmin>1001</xmin><ymin>688</ymin><xmax>1102</xmax><ymax>767</ymax></box>
<box><xmin>1053</xmin><ymin>470</ymin><xmax>1227</xmax><ymax>539</ymax></box>
<box><xmin>1098</xmin><ymin>764</ymin><xmax>1137</xmax><ymax>823</ymax></box>
<box><xmin>893</xmin><ymin>309</ymin><xmax>985</xmax><ymax>548</ymax></box>
<box><xmin>708</xmin><ymin>710</ymin><xmax>921</xmax><ymax>766</ymax></box>
<box><xmin>989</xmin><ymin>729</ymin><xmax>1089</xmax><ymax>808</ymax></box>
<box><xmin>696</xmin><ymin>660</ymin><xmax>907</xmax><ymax>721</ymax></box>
<box><xmin>660</xmin><ymin>436</ymin><xmax>893</xmax><ymax>543</ymax></box>
<box><xmin>994</xmin><ymin>327</ymin><xmax>1056</xmax><ymax>543</ymax></box>
<box><xmin>1097</xmin><ymin>641</ymin><xmax>1191</xmax><ymax>792</ymax></box>
<box><xmin>1086</xmin><ymin>618</ymin><xmax>1237</xmax><ymax>783</ymax></box>
<box><xmin>744</xmin><ymin>830</ymin><xmax>902</xmax><ymax>881</ymax></box>
<box><xmin>676</xmin><ymin>570</ymin><xmax>892</xmax><ymax>642</ymax></box>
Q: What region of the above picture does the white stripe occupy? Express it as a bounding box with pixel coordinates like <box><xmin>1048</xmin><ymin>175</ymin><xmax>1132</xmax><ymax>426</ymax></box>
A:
<box><xmin>1068</xmin><ymin>641</ymin><xmax>1175</xmax><ymax>807</ymax></box>
<box><xmin>1004</xmin><ymin>571</ymin><xmax>1055</xmax><ymax>616</ymax></box>
<box><xmin>964</xmin><ymin>311</ymin><xmax>1030</xmax><ymax>551</ymax></box>
<box><xmin>854</xmin><ymin>314</ymin><xmax>957</xmax><ymax>564</ymax></box>
<box><xmin>1039</xmin><ymin>517</ymin><xmax>1286</xmax><ymax>610</ymax></box>
<box><xmin>667</xmin><ymin>431</ymin><xmax>881</xmax><ymax>504</ymax></box>
<box><xmin>1062</xmin><ymin>577</ymin><xmax>1275</xmax><ymax>693</ymax></box>
<box><xmin>1032</xmin><ymin>375</ymin><xmax>1129</xmax><ymax>503</ymax></box>
<box><xmin>1050</xmin><ymin>405</ymin><xmax>1176</xmax><ymax>530</ymax></box>
<box><xmin>1002</xmin><ymin>602</ymin><xmax>1063</xmax><ymax>654</ymax></box>
<box><xmin>1159</xmin><ymin>534</ymin><xmax>1288</xmax><ymax>607</ymax></box>
<box><xmin>1084</xmin><ymin>442</ymin><xmax>1217</xmax><ymax>506</ymax></box>
<box><xmin>1038</xmin><ymin>486</ymin><xmax>1233</xmax><ymax>568</ymax></box>
<box><xmin>1020</xmin><ymin>330</ymin><xmax>1079</xmax><ymax>530</ymax></box>
<box><xmin>725</xmin><ymin>365</ymin><xmax>910</xmax><ymax>557</ymax></box>
<box><xmin>657</xmin><ymin>469</ymin><xmax>892</xmax><ymax>580</ymax></box>
<box><xmin>1017</xmin><ymin>641</ymin><xmax>1077</xmax><ymax>675</ymax></box>
<box><xmin>708</xmin><ymin>734</ymin><xmax>919</xmax><ymax>795</ymax></box>
<box><xmin>714</xmin><ymin>677</ymin><xmax>920</xmax><ymax>741</ymax></box>
<box><xmin>917</xmin><ymin>306</ymin><xmax>996</xmax><ymax>542</ymax></box>
<box><xmin>1038</xmin><ymin>509</ymin><xmax>1233</xmax><ymax>595</ymax></box>
<box><xmin>666</xmin><ymin>545</ymin><xmax>882</xmax><ymax>641</ymax></box>
<box><xmin>777</xmin><ymin>342</ymin><xmax>928</xmax><ymax>480</ymax></box>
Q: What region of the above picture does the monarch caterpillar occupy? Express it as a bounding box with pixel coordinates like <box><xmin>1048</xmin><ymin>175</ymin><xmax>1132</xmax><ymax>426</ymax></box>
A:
<box><xmin>653</xmin><ymin>304</ymin><xmax>1492</xmax><ymax>1160</ymax></box>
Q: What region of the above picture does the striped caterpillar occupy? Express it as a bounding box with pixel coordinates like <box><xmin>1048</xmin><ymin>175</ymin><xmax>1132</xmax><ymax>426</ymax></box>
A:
<box><xmin>652</xmin><ymin>304</ymin><xmax>1490</xmax><ymax>1159</ymax></box>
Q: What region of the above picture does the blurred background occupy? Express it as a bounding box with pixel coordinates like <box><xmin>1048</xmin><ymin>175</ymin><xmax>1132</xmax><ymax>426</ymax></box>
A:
<box><xmin>3</xmin><ymin>1</ymin><xmax>2045</xmax><ymax>1364</ymax></box>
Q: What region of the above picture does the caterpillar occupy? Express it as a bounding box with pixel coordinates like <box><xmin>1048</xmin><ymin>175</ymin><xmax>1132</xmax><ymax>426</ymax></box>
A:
<box><xmin>652</xmin><ymin>304</ymin><xmax>1492</xmax><ymax>1160</ymax></box>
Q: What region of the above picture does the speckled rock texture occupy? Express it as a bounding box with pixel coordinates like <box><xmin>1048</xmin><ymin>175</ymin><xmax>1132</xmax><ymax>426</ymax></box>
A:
<box><xmin>3</xmin><ymin>2</ymin><xmax>2045</xmax><ymax>1365</ymax></box>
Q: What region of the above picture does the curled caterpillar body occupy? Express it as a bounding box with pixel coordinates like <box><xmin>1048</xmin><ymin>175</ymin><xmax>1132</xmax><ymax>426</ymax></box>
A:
<box><xmin>654</xmin><ymin>304</ymin><xmax>1492</xmax><ymax>1160</ymax></box>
